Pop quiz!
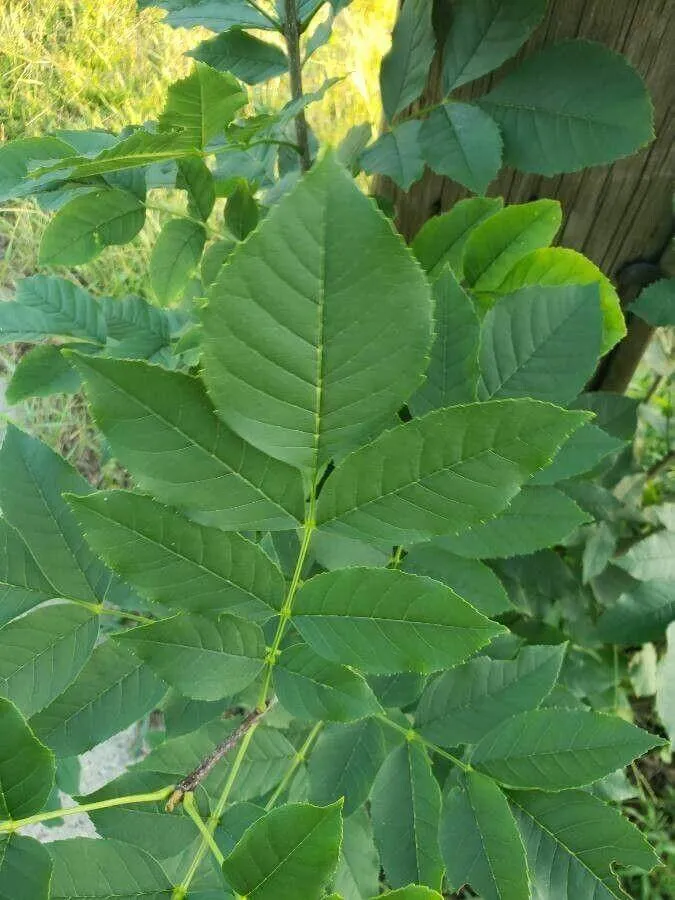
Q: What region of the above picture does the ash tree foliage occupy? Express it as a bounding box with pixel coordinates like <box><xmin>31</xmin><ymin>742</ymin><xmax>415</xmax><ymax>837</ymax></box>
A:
<box><xmin>0</xmin><ymin>1</ymin><xmax>673</xmax><ymax>899</ymax></box>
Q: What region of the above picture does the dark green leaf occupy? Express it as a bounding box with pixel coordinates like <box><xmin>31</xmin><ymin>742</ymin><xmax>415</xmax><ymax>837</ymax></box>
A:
<box><xmin>189</xmin><ymin>31</ymin><xmax>288</xmax><ymax>85</ymax></box>
<box><xmin>215</xmin><ymin>801</ymin><xmax>266</xmax><ymax>856</ymax></box>
<box><xmin>370</xmin><ymin>741</ymin><xmax>443</xmax><ymax>890</ymax></box>
<box><xmin>360</xmin><ymin>121</ymin><xmax>424</xmax><ymax>190</ymax></box>
<box><xmin>177</xmin><ymin>157</ymin><xmax>216</xmax><ymax>221</ymax></box>
<box><xmin>615</xmin><ymin>531</ymin><xmax>675</xmax><ymax>581</ymax></box>
<box><xmin>12</xmin><ymin>275</ymin><xmax>105</xmax><ymax>344</ymax></box>
<box><xmin>0</xmin><ymin>697</ymin><xmax>54</xmax><ymax>819</ymax></box>
<box><xmin>5</xmin><ymin>345</ymin><xmax>81</xmax><ymax>404</ymax></box>
<box><xmin>630</xmin><ymin>277</ymin><xmax>675</xmax><ymax>326</ymax></box>
<box><xmin>595</xmin><ymin>580</ymin><xmax>675</xmax><ymax>645</ymax></box>
<box><xmin>0</xmin><ymin>834</ymin><xmax>52</xmax><ymax>900</ymax></box>
<box><xmin>150</xmin><ymin>218</ymin><xmax>205</xmax><ymax>306</ymax></box>
<box><xmin>415</xmin><ymin>644</ymin><xmax>565</xmax><ymax>745</ymax></box>
<box><xmin>582</xmin><ymin>522</ymin><xmax>617</xmax><ymax>584</ymax></box>
<box><xmin>530</xmin><ymin>423</ymin><xmax>624</xmax><ymax>486</ymax></box>
<box><xmin>222</xmin><ymin>801</ymin><xmax>343</xmax><ymax>900</ymax></box>
<box><xmin>479</xmin><ymin>41</ymin><xmax>654</xmax><ymax>175</ymax></box>
<box><xmin>368</xmin><ymin>673</ymin><xmax>426</xmax><ymax>710</ymax></box>
<box><xmin>419</xmin><ymin>102</ymin><xmax>502</xmax><ymax>194</ymax></box>
<box><xmin>334</xmin><ymin>807</ymin><xmax>380</xmax><ymax>900</ymax></box>
<box><xmin>100</xmin><ymin>294</ymin><xmax>171</xmax><ymax>360</ymax></box>
<box><xmin>380</xmin><ymin>0</ymin><xmax>435</xmax><ymax>122</ymax></box>
<box><xmin>201</xmin><ymin>238</ymin><xmax>236</xmax><ymax>285</ymax></box>
<box><xmin>294</xmin><ymin>567</ymin><xmax>504</xmax><ymax>674</ymax></box>
<box><xmin>150</xmin><ymin>0</ymin><xmax>275</xmax><ymax>32</ymax></box>
<box><xmin>570</xmin><ymin>392</ymin><xmax>639</xmax><ymax>441</ymax></box>
<box><xmin>224</xmin><ymin>180</ymin><xmax>259</xmax><ymax>240</ymax></box>
<box><xmin>471</xmin><ymin>708</ymin><xmax>664</xmax><ymax>790</ymax></box>
<box><xmin>0</xmin><ymin>519</ymin><xmax>55</xmax><ymax>627</ymax></box>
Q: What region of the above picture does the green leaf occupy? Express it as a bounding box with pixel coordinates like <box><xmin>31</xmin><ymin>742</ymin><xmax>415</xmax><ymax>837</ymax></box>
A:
<box><xmin>656</xmin><ymin>622</ymin><xmax>675</xmax><ymax>743</ymax></box>
<box><xmin>0</xmin><ymin>697</ymin><xmax>55</xmax><ymax>819</ymax></box>
<box><xmin>442</xmin><ymin>0</ymin><xmax>547</xmax><ymax>91</ymax></box>
<box><xmin>201</xmin><ymin>238</ymin><xmax>236</xmax><ymax>285</ymax></box>
<box><xmin>530</xmin><ymin>423</ymin><xmax>624</xmax><ymax>486</ymax></box>
<box><xmin>223</xmin><ymin>726</ymin><xmax>296</xmax><ymax>803</ymax></box>
<box><xmin>570</xmin><ymin>391</ymin><xmax>639</xmax><ymax>441</ymax></box>
<box><xmin>0</xmin><ymin>425</ymin><xmax>120</xmax><ymax>602</ymax></box>
<box><xmin>419</xmin><ymin>102</ymin><xmax>502</xmax><ymax>194</ymax></box>
<box><xmin>436</xmin><ymin>486</ymin><xmax>590</xmax><ymax>558</ymax></box>
<box><xmin>149</xmin><ymin>0</ymin><xmax>275</xmax><ymax>32</ymax></box>
<box><xmin>274</xmin><ymin>643</ymin><xmax>382</xmax><ymax>722</ymax></box>
<box><xmin>134</xmin><ymin>718</ymin><xmax>238</xmax><ymax>777</ymax></box>
<box><xmin>0</xmin><ymin>519</ymin><xmax>55</xmax><ymax>627</ymax></box>
<box><xmin>615</xmin><ymin>531</ymin><xmax>675</xmax><ymax>581</ymax></box>
<box><xmin>463</xmin><ymin>200</ymin><xmax>562</xmax><ymax>292</ymax></box>
<box><xmin>373</xmin><ymin>889</ymin><xmax>443</xmax><ymax>900</ymax></box>
<box><xmin>441</xmin><ymin>770</ymin><xmax>529</xmax><ymax>900</ymax></box>
<box><xmin>48</xmin><ymin>838</ymin><xmax>174</xmax><ymax>899</ymax></box>
<box><xmin>0</xmin><ymin>834</ymin><xmax>52</xmax><ymax>900</ymax></box>
<box><xmin>408</xmin><ymin>269</ymin><xmax>479</xmax><ymax>414</ymax></box>
<box><xmin>370</xmin><ymin>741</ymin><xmax>443</xmax><ymax>890</ymax></box>
<box><xmin>68</xmin><ymin>355</ymin><xmax>304</xmax><ymax>530</ymax></box>
<box><xmin>471</xmin><ymin>708</ymin><xmax>664</xmax><ymax>790</ymax></box>
<box><xmin>479</xmin><ymin>40</ymin><xmax>654</xmax><ymax>175</ymax></box>
<box><xmin>510</xmin><ymin>788</ymin><xmax>660</xmax><ymax>899</ymax></box>
<box><xmin>380</xmin><ymin>0</ymin><xmax>435</xmax><ymax>122</ymax></box>
<box><xmin>163</xmin><ymin>692</ymin><xmax>229</xmax><ymax>738</ymax></box>
<box><xmin>159</xmin><ymin>62</ymin><xmax>246</xmax><ymax>148</ymax></box>
<box><xmin>308</xmin><ymin>719</ymin><xmax>387</xmax><ymax>815</ymax></box>
<box><xmin>411</xmin><ymin>196</ymin><xmax>503</xmax><ymax>280</ymax></box>
<box><xmin>0</xmin><ymin>603</ymin><xmax>98</xmax><ymax>718</ymax></box>
<box><xmin>0</xmin><ymin>135</ymin><xmax>75</xmax><ymax>202</ymax></box>
<box><xmin>215</xmin><ymin>801</ymin><xmax>266</xmax><ymax>856</ymax></box>
<box><xmin>582</xmin><ymin>522</ymin><xmax>617</xmax><ymax>584</ymax></box>
<box><xmin>493</xmin><ymin>247</ymin><xmax>626</xmax><ymax>354</ymax></box>
<box><xmin>115</xmin><ymin>613</ymin><xmax>264</xmax><ymax>701</ymax></box>
<box><xmin>293</xmin><ymin>568</ymin><xmax>504</xmax><ymax>674</ymax></box>
<box><xmin>221</xmin><ymin>801</ymin><xmax>343</xmax><ymax>900</ymax></box>
<box><xmin>29</xmin><ymin>641</ymin><xmax>166</xmax><ymax>757</ymax></box>
<box><xmin>150</xmin><ymin>218</ymin><xmax>205</xmax><ymax>306</ymax></box>
<box><xmin>189</xmin><ymin>30</ymin><xmax>288</xmax><ymax>85</ymax></box>
<box><xmin>201</xmin><ymin>152</ymin><xmax>432</xmax><ymax>474</ymax></box>
<box><xmin>415</xmin><ymin>644</ymin><xmax>565</xmax><ymax>746</ymax></box>
<box><xmin>477</xmin><ymin>284</ymin><xmax>602</xmax><ymax>402</ymax></box>
<box><xmin>177</xmin><ymin>157</ymin><xmax>215</xmax><ymax>221</ymax></box>
<box><xmin>334</xmin><ymin>808</ymin><xmax>380</xmax><ymax>900</ymax></box>
<box><xmin>630</xmin><ymin>277</ymin><xmax>675</xmax><ymax>326</ymax></box>
<box><xmin>12</xmin><ymin>275</ymin><xmax>105</xmax><ymax>344</ymax></box>
<box><xmin>360</xmin><ymin>121</ymin><xmax>425</xmax><ymax>190</ymax></box>
<box><xmin>5</xmin><ymin>345</ymin><xmax>81</xmax><ymax>404</ymax></box>
<box><xmin>100</xmin><ymin>294</ymin><xmax>171</xmax><ymax>360</ymax></box>
<box><xmin>67</xmin><ymin>490</ymin><xmax>284</xmax><ymax>620</ymax></box>
<box><xmin>595</xmin><ymin>580</ymin><xmax>675</xmax><ymax>645</ymax></box>
<box><xmin>39</xmin><ymin>188</ymin><xmax>146</xmax><ymax>265</ymax></box>
<box><xmin>224</xmin><ymin>180</ymin><xmax>260</xmax><ymax>240</ymax></box>
<box><xmin>316</xmin><ymin>400</ymin><xmax>588</xmax><ymax>545</ymax></box>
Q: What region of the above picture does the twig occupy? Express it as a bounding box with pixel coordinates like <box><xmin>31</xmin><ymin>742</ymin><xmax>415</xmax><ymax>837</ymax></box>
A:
<box><xmin>166</xmin><ymin>701</ymin><xmax>273</xmax><ymax>812</ymax></box>
<box><xmin>283</xmin><ymin>0</ymin><xmax>312</xmax><ymax>171</ymax></box>
<box><xmin>645</xmin><ymin>449</ymin><xmax>674</xmax><ymax>481</ymax></box>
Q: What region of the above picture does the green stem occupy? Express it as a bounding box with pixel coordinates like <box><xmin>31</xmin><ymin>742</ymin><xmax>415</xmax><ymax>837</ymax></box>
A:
<box><xmin>183</xmin><ymin>793</ymin><xmax>225</xmax><ymax>868</ymax></box>
<box><xmin>377</xmin><ymin>715</ymin><xmax>471</xmax><ymax>772</ymax></box>
<box><xmin>174</xmin><ymin>724</ymin><xmax>259</xmax><ymax>898</ymax></box>
<box><xmin>68</xmin><ymin>597</ymin><xmax>154</xmax><ymax>625</ymax></box>
<box><xmin>283</xmin><ymin>0</ymin><xmax>312</xmax><ymax>170</ymax></box>
<box><xmin>0</xmin><ymin>785</ymin><xmax>174</xmax><ymax>834</ymax></box>
<box><xmin>265</xmin><ymin>722</ymin><xmax>323</xmax><ymax>811</ymax></box>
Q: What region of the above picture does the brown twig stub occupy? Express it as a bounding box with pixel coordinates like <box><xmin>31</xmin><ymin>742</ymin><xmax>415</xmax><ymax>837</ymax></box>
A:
<box><xmin>166</xmin><ymin>702</ymin><xmax>272</xmax><ymax>812</ymax></box>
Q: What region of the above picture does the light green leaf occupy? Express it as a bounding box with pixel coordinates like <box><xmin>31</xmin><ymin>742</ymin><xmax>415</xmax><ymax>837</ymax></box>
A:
<box><xmin>370</xmin><ymin>741</ymin><xmax>443</xmax><ymax>890</ymax></box>
<box><xmin>582</xmin><ymin>522</ymin><xmax>617</xmax><ymax>584</ymax></box>
<box><xmin>293</xmin><ymin>568</ymin><xmax>504</xmax><ymax>674</ymax></box>
<box><xmin>360</xmin><ymin>121</ymin><xmax>425</xmax><ymax>190</ymax></box>
<box><xmin>478</xmin><ymin>283</ymin><xmax>602</xmax><ymax>402</ymax></box>
<box><xmin>380</xmin><ymin>0</ymin><xmax>435</xmax><ymax>122</ymax></box>
<box><xmin>494</xmin><ymin>247</ymin><xmax>626</xmax><ymax>353</ymax></box>
<box><xmin>479</xmin><ymin>40</ymin><xmax>654</xmax><ymax>175</ymax></box>
<box><xmin>530</xmin><ymin>423</ymin><xmax>624</xmax><ymax>486</ymax></box>
<box><xmin>442</xmin><ymin>0</ymin><xmax>547</xmax><ymax>91</ymax></box>
<box><xmin>402</xmin><ymin>544</ymin><xmax>509</xmax><ymax>616</ymax></box>
<box><xmin>0</xmin><ymin>834</ymin><xmax>52</xmax><ymax>900</ymax></box>
<box><xmin>657</xmin><ymin>622</ymin><xmax>675</xmax><ymax>742</ymax></box>
<box><xmin>411</xmin><ymin>196</ymin><xmax>503</xmax><ymax>280</ymax></box>
<box><xmin>595</xmin><ymin>580</ymin><xmax>675</xmax><ymax>645</ymax></box>
<box><xmin>150</xmin><ymin>218</ymin><xmax>205</xmax><ymax>306</ymax></box>
<box><xmin>0</xmin><ymin>135</ymin><xmax>75</xmax><ymax>202</ymax></box>
<box><xmin>630</xmin><ymin>277</ymin><xmax>675</xmax><ymax>326</ymax></box>
<box><xmin>158</xmin><ymin>62</ymin><xmax>246</xmax><ymax>148</ymax></box>
<box><xmin>0</xmin><ymin>697</ymin><xmax>54</xmax><ymax>819</ymax></box>
<box><xmin>39</xmin><ymin>188</ymin><xmax>145</xmax><ymax>265</ymax></box>
<box><xmin>114</xmin><ymin>613</ymin><xmax>265</xmax><ymax>701</ymax></box>
<box><xmin>149</xmin><ymin>0</ymin><xmax>275</xmax><ymax>32</ymax></box>
<box><xmin>419</xmin><ymin>102</ymin><xmax>502</xmax><ymax>194</ymax></box>
<box><xmin>415</xmin><ymin>644</ymin><xmax>565</xmax><ymax>746</ymax></box>
<box><xmin>441</xmin><ymin>770</ymin><xmax>529</xmax><ymax>900</ymax></box>
<box><xmin>408</xmin><ymin>268</ymin><xmax>479</xmax><ymax>414</ymax></box>
<box><xmin>29</xmin><ymin>641</ymin><xmax>166</xmax><ymax>757</ymax></box>
<box><xmin>0</xmin><ymin>603</ymin><xmax>98</xmax><ymax>718</ymax></box>
<box><xmin>510</xmin><ymin>789</ymin><xmax>660</xmax><ymax>899</ymax></box>
<box><xmin>436</xmin><ymin>486</ymin><xmax>590</xmax><ymax>558</ymax></box>
<box><xmin>0</xmin><ymin>519</ymin><xmax>55</xmax><ymax>627</ymax></box>
<box><xmin>68</xmin><ymin>354</ymin><xmax>304</xmax><ymax>530</ymax></box>
<box><xmin>177</xmin><ymin>157</ymin><xmax>215</xmax><ymax>221</ymax></box>
<box><xmin>67</xmin><ymin>490</ymin><xmax>284</xmax><ymax>620</ymax></box>
<box><xmin>0</xmin><ymin>425</ymin><xmax>121</xmax><ymax>602</ymax></box>
<box><xmin>48</xmin><ymin>838</ymin><xmax>174</xmax><ymax>899</ymax></box>
<box><xmin>615</xmin><ymin>531</ymin><xmax>675</xmax><ymax>581</ymax></box>
<box><xmin>471</xmin><ymin>708</ymin><xmax>664</xmax><ymax>790</ymax></box>
<box><xmin>201</xmin><ymin>238</ymin><xmax>236</xmax><ymax>285</ymax></box>
<box><xmin>201</xmin><ymin>151</ymin><xmax>432</xmax><ymax>474</ymax></box>
<box><xmin>334</xmin><ymin>808</ymin><xmax>380</xmax><ymax>900</ymax></box>
<box><xmin>463</xmin><ymin>200</ymin><xmax>562</xmax><ymax>292</ymax></box>
<box><xmin>224</xmin><ymin>180</ymin><xmax>259</xmax><ymax>240</ymax></box>
<box><xmin>11</xmin><ymin>275</ymin><xmax>105</xmax><ymax>344</ymax></box>
<box><xmin>373</xmin><ymin>889</ymin><xmax>443</xmax><ymax>900</ymax></box>
<box><xmin>308</xmin><ymin>719</ymin><xmax>386</xmax><ymax>815</ymax></box>
<box><xmin>316</xmin><ymin>400</ymin><xmax>588</xmax><ymax>545</ymax></box>
<box><xmin>275</xmin><ymin>643</ymin><xmax>382</xmax><ymax>722</ymax></box>
<box><xmin>5</xmin><ymin>345</ymin><xmax>81</xmax><ymax>404</ymax></box>
<box><xmin>189</xmin><ymin>30</ymin><xmax>288</xmax><ymax>85</ymax></box>
<box><xmin>222</xmin><ymin>801</ymin><xmax>343</xmax><ymax>900</ymax></box>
